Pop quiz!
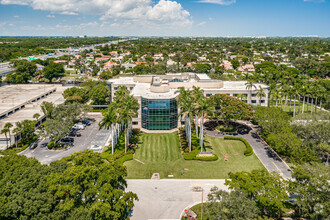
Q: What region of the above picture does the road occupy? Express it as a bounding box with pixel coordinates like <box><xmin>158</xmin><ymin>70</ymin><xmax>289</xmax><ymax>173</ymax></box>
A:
<box><xmin>126</xmin><ymin>179</ymin><xmax>228</xmax><ymax>220</ymax></box>
<box><xmin>204</xmin><ymin>120</ymin><xmax>292</xmax><ymax>179</ymax></box>
<box><xmin>19</xmin><ymin>114</ymin><xmax>111</xmax><ymax>164</ymax></box>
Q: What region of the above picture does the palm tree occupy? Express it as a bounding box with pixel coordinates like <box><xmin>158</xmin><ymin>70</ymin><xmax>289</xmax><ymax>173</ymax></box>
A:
<box><xmin>13</xmin><ymin>123</ymin><xmax>22</xmax><ymax>148</ymax></box>
<box><xmin>245</xmin><ymin>80</ymin><xmax>256</xmax><ymax>105</ymax></box>
<box><xmin>195</xmin><ymin>97</ymin><xmax>214</xmax><ymax>152</ymax></box>
<box><xmin>117</xmin><ymin>95</ymin><xmax>139</xmax><ymax>153</ymax></box>
<box><xmin>256</xmin><ymin>86</ymin><xmax>266</xmax><ymax>106</ymax></box>
<box><xmin>192</xmin><ymin>86</ymin><xmax>204</xmax><ymax>138</ymax></box>
<box><xmin>3</xmin><ymin>122</ymin><xmax>13</xmax><ymax>147</ymax></box>
<box><xmin>99</xmin><ymin>103</ymin><xmax>118</xmax><ymax>154</ymax></box>
<box><xmin>176</xmin><ymin>87</ymin><xmax>194</xmax><ymax>152</ymax></box>
<box><xmin>1</xmin><ymin>127</ymin><xmax>10</xmax><ymax>148</ymax></box>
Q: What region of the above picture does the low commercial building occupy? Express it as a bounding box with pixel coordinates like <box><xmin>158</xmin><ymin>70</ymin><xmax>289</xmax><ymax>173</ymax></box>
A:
<box><xmin>0</xmin><ymin>84</ymin><xmax>66</xmax><ymax>148</ymax></box>
<box><xmin>107</xmin><ymin>73</ymin><xmax>269</xmax><ymax>131</ymax></box>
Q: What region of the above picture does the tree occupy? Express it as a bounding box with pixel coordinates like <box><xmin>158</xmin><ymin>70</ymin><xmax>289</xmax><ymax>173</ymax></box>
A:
<box><xmin>254</xmin><ymin>106</ymin><xmax>290</xmax><ymax>135</ymax></box>
<box><xmin>13</xmin><ymin>122</ymin><xmax>22</xmax><ymax>148</ymax></box>
<box><xmin>289</xmin><ymin>163</ymin><xmax>330</xmax><ymax>219</ymax></box>
<box><xmin>0</xmin><ymin>154</ymin><xmax>55</xmax><ymax>219</ymax></box>
<box><xmin>194</xmin><ymin>63</ymin><xmax>211</xmax><ymax>73</ymax></box>
<box><xmin>41</xmin><ymin>101</ymin><xmax>55</xmax><ymax>119</ymax></box>
<box><xmin>210</xmin><ymin>94</ymin><xmax>253</xmax><ymax>127</ymax></box>
<box><xmin>99</xmin><ymin>103</ymin><xmax>118</xmax><ymax>154</ymax></box>
<box><xmin>63</xmin><ymin>87</ymin><xmax>88</xmax><ymax>104</ymax></box>
<box><xmin>256</xmin><ymin>85</ymin><xmax>266</xmax><ymax>106</ymax></box>
<box><xmin>90</xmin><ymin>83</ymin><xmax>110</xmax><ymax>105</ymax></box>
<box><xmin>226</xmin><ymin>169</ymin><xmax>288</xmax><ymax>217</ymax></box>
<box><xmin>3</xmin><ymin>122</ymin><xmax>13</xmax><ymax>147</ymax></box>
<box><xmin>117</xmin><ymin>95</ymin><xmax>139</xmax><ymax>153</ymax></box>
<box><xmin>205</xmin><ymin>187</ymin><xmax>259</xmax><ymax>219</ymax></box>
<box><xmin>43</xmin><ymin>62</ymin><xmax>65</xmax><ymax>82</ymax></box>
<box><xmin>231</xmin><ymin>58</ymin><xmax>240</xmax><ymax>70</ymax></box>
<box><xmin>195</xmin><ymin>97</ymin><xmax>214</xmax><ymax>151</ymax></box>
<box><xmin>245</xmin><ymin>79</ymin><xmax>256</xmax><ymax>104</ymax></box>
<box><xmin>0</xmin><ymin>127</ymin><xmax>10</xmax><ymax>148</ymax></box>
<box><xmin>47</xmin><ymin>150</ymin><xmax>138</xmax><ymax>219</ymax></box>
<box><xmin>176</xmin><ymin>87</ymin><xmax>194</xmax><ymax>152</ymax></box>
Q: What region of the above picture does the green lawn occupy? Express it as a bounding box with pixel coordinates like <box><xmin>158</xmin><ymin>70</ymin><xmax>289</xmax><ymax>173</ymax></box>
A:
<box><xmin>124</xmin><ymin>132</ymin><xmax>265</xmax><ymax>179</ymax></box>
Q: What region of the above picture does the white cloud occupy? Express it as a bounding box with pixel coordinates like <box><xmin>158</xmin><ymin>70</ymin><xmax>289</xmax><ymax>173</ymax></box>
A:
<box><xmin>197</xmin><ymin>0</ymin><xmax>236</xmax><ymax>5</ymax></box>
<box><xmin>197</xmin><ymin>21</ymin><xmax>206</xmax><ymax>26</ymax></box>
<box><xmin>1</xmin><ymin>0</ymin><xmax>192</xmax><ymax>27</ymax></box>
<box><xmin>47</xmin><ymin>14</ymin><xmax>55</xmax><ymax>18</ymax></box>
<box><xmin>303</xmin><ymin>0</ymin><xmax>325</xmax><ymax>2</ymax></box>
<box><xmin>13</xmin><ymin>15</ymin><xmax>19</xmax><ymax>18</ymax></box>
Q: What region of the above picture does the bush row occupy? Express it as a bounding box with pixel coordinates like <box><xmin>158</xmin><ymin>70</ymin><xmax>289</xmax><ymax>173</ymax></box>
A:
<box><xmin>224</xmin><ymin>136</ymin><xmax>253</xmax><ymax>156</ymax></box>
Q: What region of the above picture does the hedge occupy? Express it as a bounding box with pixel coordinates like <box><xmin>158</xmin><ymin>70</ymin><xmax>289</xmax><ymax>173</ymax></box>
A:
<box><xmin>224</xmin><ymin>136</ymin><xmax>253</xmax><ymax>156</ymax></box>
<box><xmin>184</xmin><ymin>149</ymin><xmax>218</xmax><ymax>161</ymax></box>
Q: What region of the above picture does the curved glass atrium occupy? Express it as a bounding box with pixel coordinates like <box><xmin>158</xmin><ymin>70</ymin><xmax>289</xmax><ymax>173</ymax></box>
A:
<box><xmin>141</xmin><ymin>98</ymin><xmax>178</xmax><ymax>130</ymax></box>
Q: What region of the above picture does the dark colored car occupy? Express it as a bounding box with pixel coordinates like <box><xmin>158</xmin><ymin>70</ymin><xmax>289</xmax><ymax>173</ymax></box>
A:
<box><xmin>41</xmin><ymin>142</ymin><xmax>48</xmax><ymax>147</ymax></box>
<box><xmin>81</xmin><ymin>120</ymin><xmax>91</xmax><ymax>126</ymax></box>
<box><xmin>68</xmin><ymin>130</ymin><xmax>81</xmax><ymax>137</ymax></box>
<box><xmin>60</xmin><ymin>137</ymin><xmax>74</xmax><ymax>143</ymax></box>
<box><xmin>75</xmin><ymin>131</ymin><xmax>82</xmax><ymax>137</ymax></box>
<box><xmin>30</xmin><ymin>142</ymin><xmax>38</xmax><ymax>149</ymax></box>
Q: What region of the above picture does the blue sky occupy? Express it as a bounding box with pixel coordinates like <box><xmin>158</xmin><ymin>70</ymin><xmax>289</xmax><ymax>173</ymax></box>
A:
<box><xmin>0</xmin><ymin>0</ymin><xmax>329</xmax><ymax>36</ymax></box>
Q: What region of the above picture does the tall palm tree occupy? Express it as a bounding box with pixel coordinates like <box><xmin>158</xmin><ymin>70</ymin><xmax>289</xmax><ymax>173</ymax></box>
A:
<box><xmin>195</xmin><ymin>97</ymin><xmax>214</xmax><ymax>152</ymax></box>
<box><xmin>4</xmin><ymin>122</ymin><xmax>13</xmax><ymax>147</ymax></box>
<box><xmin>99</xmin><ymin>103</ymin><xmax>118</xmax><ymax>154</ymax></box>
<box><xmin>1</xmin><ymin>128</ymin><xmax>10</xmax><ymax>149</ymax></box>
<box><xmin>13</xmin><ymin>122</ymin><xmax>22</xmax><ymax>148</ymax></box>
<box><xmin>117</xmin><ymin>95</ymin><xmax>139</xmax><ymax>153</ymax></box>
<box><xmin>256</xmin><ymin>86</ymin><xmax>266</xmax><ymax>106</ymax></box>
<box><xmin>192</xmin><ymin>86</ymin><xmax>204</xmax><ymax>138</ymax></box>
<box><xmin>245</xmin><ymin>80</ymin><xmax>256</xmax><ymax>105</ymax></box>
<box><xmin>176</xmin><ymin>87</ymin><xmax>194</xmax><ymax>152</ymax></box>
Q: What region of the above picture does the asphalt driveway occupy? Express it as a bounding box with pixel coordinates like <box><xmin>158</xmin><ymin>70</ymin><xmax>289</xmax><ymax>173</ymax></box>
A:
<box><xmin>19</xmin><ymin>113</ymin><xmax>111</xmax><ymax>164</ymax></box>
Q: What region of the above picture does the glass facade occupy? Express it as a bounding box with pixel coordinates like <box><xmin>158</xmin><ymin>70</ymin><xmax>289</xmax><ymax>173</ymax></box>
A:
<box><xmin>141</xmin><ymin>98</ymin><xmax>178</xmax><ymax>130</ymax></box>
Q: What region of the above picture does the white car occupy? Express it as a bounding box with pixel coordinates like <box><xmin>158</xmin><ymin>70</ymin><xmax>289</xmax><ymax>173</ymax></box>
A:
<box><xmin>90</xmin><ymin>145</ymin><xmax>102</xmax><ymax>152</ymax></box>
<box><xmin>72</xmin><ymin>124</ymin><xmax>85</xmax><ymax>130</ymax></box>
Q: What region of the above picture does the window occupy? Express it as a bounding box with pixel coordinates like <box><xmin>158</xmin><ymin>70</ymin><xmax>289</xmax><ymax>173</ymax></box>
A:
<box><xmin>114</xmin><ymin>87</ymin><xmax>118</xmax><ymax>90</ymax></box>
<box><xmin>260</xmin><ymin>100</ymin><xmax>265</xmax><ymax>103</ymax></box>
<box><xmin>141</xmin><ymin>98</ymin><xmax>178</xmax><ymax>130</ymax></box>
<box><xmin>252</xmin><ymin>93</ymin><xmax>256</xmax><ymax>97</ymax></box>
<box><xmin>132</xmin><ymin>121</ymin><xmax>138</xmax><ymax>125</ymax></box>
<box><xmin>206</xmin><ymin>94</ymin><xmax>212</xmax><ymax>97</ymax></box>
<box><xmin>233</xmin><ymin>94</ymin><xmax>238</xmax><ymax>97</ymax></box>
<box><xmin>130</xmin><ymin>87</ymin><xmax>133</xmax><ymax>90</ymax></box>
<box><xmin>252</xmin><ymin>100</ymin><xmax>257</xmax><ymax>103</ymax></box>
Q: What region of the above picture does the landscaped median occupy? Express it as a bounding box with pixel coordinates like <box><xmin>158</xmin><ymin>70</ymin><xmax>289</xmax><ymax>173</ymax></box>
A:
<box><xmin>224</xmin><ymin>136</ymin><xmax>253</xmax><ymax>156</ymax></box>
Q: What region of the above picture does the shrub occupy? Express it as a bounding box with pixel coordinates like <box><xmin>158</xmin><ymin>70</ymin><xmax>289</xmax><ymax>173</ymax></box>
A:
<box><xmin>224</xmin><ymin>136</ymin><xmax>253</xmax><ymax>156</ymax></box>
<box><xmin>184</xmin><ymin>149</ymin><xmax>218</xmax><ymax>161</ymax></box>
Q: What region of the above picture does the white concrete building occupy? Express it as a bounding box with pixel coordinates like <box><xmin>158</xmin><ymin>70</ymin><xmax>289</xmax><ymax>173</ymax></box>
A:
<box><xmin>108</xmin><ymin>73</ymin><xmax>269</xmax><ymax>131</ymax></box>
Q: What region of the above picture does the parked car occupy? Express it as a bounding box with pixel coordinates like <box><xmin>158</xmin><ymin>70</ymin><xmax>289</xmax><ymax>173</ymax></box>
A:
<box><xmin>29</xmin><ymin>142</ymin><xmax>38</xmax><ymax>149</ymax></box>
<box><xmin>81</xmin><ymin>120</ymin><xmax>91</xmax><ymax>126</ymax></box>
<box><xmin>41</xmin><ymin>142</ymin><xmax>48</xmax><ymax>148</ymax></box>
<box><xmin>90</xmin><ymin>145</ymin><xmax>102</xmax><ymax>152</ymax></box>
<box><xmin>72</xmin><ymin>124</ymin><xmax>85</xmax><ymax>130</ymax></box>
<box><xmin>60</xmin><ymin>137</ymin><xmax>74</xmax><ymax>143</ymax></box>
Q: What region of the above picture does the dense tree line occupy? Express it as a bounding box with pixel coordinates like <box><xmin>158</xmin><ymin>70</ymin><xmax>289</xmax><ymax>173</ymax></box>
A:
<box><xmin>0</xmin><ymin>151</ymin><xmax>137</xmax><ymax>219</ymax></box>
<box><xmin>0</xmin><ymin>37</ymin><xmax>115</xmax><ymax>61</ymax></box>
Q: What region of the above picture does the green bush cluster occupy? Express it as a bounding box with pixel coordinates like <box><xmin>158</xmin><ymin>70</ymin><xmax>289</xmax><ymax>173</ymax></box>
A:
<box><xmin>183</xmin><ymin>149</ymin><xmax>218</xmax><ymax>161</ymax></box>
<box><xmin>178</xmin><ymin>127</ymin><xmax>199</xmax><ymax>153</ymax></box>
<box><xmin>224</xmin><ymin>136</ymin><xmax>253</xmax><ymax>156</ymax></box>
<box><xmin>47</xmin><ymin>141</ymin><xmax>65</xmax><ymax>150</ymax></box>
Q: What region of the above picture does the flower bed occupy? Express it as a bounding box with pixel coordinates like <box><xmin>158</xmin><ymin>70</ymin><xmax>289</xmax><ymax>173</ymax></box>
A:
<box><xmin>217</xmin><ymin>124</ymin><xmax>238</xmax><ymax>133</ymax></box>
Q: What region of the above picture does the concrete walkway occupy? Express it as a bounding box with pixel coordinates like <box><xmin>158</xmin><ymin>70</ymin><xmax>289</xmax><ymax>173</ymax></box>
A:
<box><xmin>126</xmin><ymin>179</ymin><xmax>228</xmax><ymax>220</ymax></box>
<box><xmin>204</xmin><ymin>121</ymin><xmax>292</xmax><ymax>179</ymax></box>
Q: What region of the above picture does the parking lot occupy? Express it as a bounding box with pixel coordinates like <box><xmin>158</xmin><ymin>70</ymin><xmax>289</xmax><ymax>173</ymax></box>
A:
<box><xmin>19</xmin><ymin>113</ymin><xmax>111</xmax><ymax>164</ymax></box>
